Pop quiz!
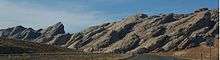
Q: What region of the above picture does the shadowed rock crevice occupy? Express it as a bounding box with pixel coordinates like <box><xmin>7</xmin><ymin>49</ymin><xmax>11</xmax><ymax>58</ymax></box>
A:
<box><xmin>105</xmin><ymin>33</ymin><xmax>141</xmax><ymax>54</ymax></box>
<box><xmin>96</xmin><ymin>21</ymin><xmax>141</xmax><ymax>49</ymax></box>
<box><xmin>67</xmin><ymin>23</ymin><xmax>113</xmax><ymax>49</ymax></box>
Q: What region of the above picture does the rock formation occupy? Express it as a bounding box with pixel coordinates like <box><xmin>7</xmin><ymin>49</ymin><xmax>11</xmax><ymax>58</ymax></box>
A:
<box><xmin>0</xmin><ymin>8</ymin><xmax>218</xmax><ymax>54</ymax></box>
<box><xmin>0</xmin><ymin>22</ymin><xmax>69</xmax><ymax>45</ymax></box>
<box><xmin>34</xmin><ymin>22</ymin><xmax>65</xmax><ymax>43</ymax></box>
<box><xmin>47</xmin><ymin>33</ymin><xmax>72</xmax><ymax>46</ymax></box>
<box><xmin>65</xmin><ymin>8</ymin><xmax>219</xmax><ymax>54</ymax></box>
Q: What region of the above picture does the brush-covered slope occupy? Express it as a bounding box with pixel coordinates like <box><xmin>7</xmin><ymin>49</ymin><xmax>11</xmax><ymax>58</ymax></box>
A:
<box><xmin>0</xmin><ymin>37</ymin><xmax>75</xmax><ymax>54</ymax></box>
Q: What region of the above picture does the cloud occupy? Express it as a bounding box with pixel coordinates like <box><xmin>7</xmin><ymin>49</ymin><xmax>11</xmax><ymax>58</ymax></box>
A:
<box><xmin>0</xmin><ymin>0</ymin><xmax>112</xmax><ymax>32</ymax></box>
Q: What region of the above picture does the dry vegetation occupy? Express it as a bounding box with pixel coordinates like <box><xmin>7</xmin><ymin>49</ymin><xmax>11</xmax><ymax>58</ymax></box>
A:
<box><xmin>0</xmin><ymin>37</ymin><xmax>79</xmax><ymax>53</ymax></box>
<box><xmin>0</xmin><ymin>37</ymin><xmax>131</xmax><ymax>60</ymax></box>
<box><xmin>156</xmin><ymin>38</ymin><xmax>219</xmax><ymax>60</ymax></box>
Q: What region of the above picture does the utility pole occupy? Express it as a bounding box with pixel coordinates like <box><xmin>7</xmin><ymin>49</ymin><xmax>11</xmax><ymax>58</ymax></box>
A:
<box><xmin>209</xmin><ymin>46</ymin><xmax>211</xmax><ymax>60</ymax></box>
<box><xmin>201</xmin><ymin>53</ymin><xmax>203</xmax><ymax>60</ymax></box>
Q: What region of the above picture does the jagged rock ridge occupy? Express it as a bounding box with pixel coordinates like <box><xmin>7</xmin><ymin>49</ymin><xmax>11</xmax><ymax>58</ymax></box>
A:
<box><xmin>0</xmin><ymin>8</ymin><xmax>219</xmax><ymax>54</ymax></box>
<box><xmin>65</xmin><ymin>8</ymin><xmax>219</xmax><ymax>54</ymax></box>
<box><xmin>0</xmin><ymin>22</ymin><xmax>69</xmax><ymax>46</ymax></box>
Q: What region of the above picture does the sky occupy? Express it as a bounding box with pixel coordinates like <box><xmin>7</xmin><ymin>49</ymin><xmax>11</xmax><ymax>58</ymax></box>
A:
<box><xmin>0</xmin><ymin>0</ymin><xmax>218</xmax><ymax>33</ymax></box>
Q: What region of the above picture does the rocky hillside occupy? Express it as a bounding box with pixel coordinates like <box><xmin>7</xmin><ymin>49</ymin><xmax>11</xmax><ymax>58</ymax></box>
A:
<box><xmin>0</xmin><ymin>22</ymin><xmax>71</xmax><ymax>46</ymax></box>
<box><xmin>0</xmin><ymin>8</ymin><xmax>219</xmax><ymax>54</ymax></box>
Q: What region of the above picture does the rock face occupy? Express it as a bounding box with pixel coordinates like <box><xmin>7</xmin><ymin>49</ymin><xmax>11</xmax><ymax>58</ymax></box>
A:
<box><xmin>0</xmin><ymin>8</ymin><xmax>218</xmax><ymax>54</ymax></box>
<box><xmin>0</xmin><ymin>27</ymin><xmax>14</xmax><ymax>37</ymax></box>
<box><xmin>47</xmin><ymin>33</ymin><xmax>71</xmax><ymax>46</ymax></box>
<box><xmin>65</xmin><ymin>8</ymin><xmax>219</xmax><ymax>54</ymax></box>
<box><xmin>0</xmin><ymin>22</ymin><xmax>70</xmax><ymax>46</ymax></box>
<box><xmin>35</xmin><ymin>22</ymin><xmax>65</xmax><ymax>43</ymax></box>
<box><xmin>0</xmin><ymin>26</ymin><xmax>41</xmax><ymax>41</ymax></box>
<box><xmin>40</xmin><ymin>22</ymin><xmax>65</xmax><ymax>37</ymax></box>
<box><xmin>19</xmin><ymin>28</ymin><xmax>41</xmax><ymax>41</ymax></box>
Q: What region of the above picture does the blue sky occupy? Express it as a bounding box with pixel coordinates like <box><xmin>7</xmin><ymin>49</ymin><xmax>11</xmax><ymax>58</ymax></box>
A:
<box><xmin>0</xmin><ymin>0</ymin><xmax>218</xmax><ymax>33</ymax></box>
